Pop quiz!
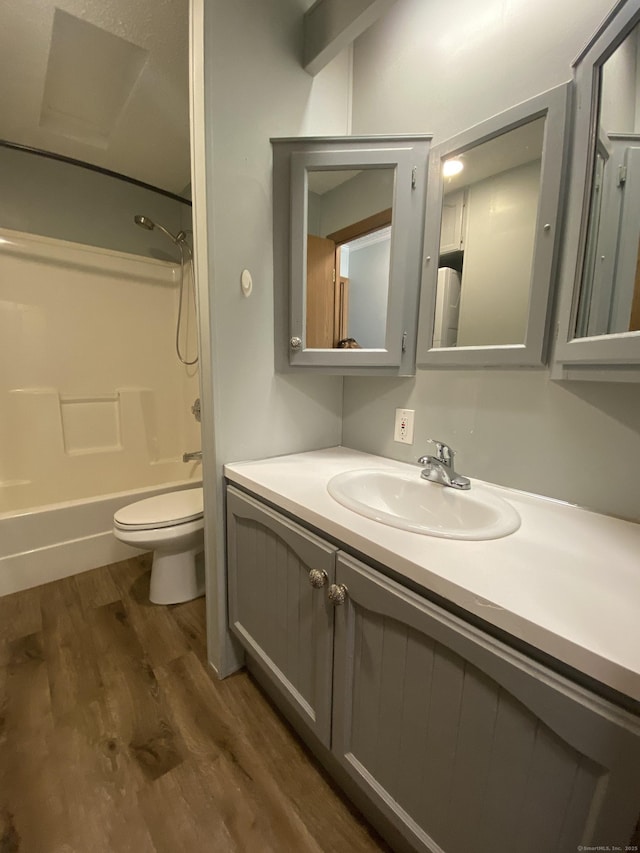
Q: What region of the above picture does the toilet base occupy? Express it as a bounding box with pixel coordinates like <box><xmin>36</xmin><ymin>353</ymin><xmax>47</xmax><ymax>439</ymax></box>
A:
<box><xmin>149</xmin><ymin>547</ymin><xmax>205</xmax><ymax>605</ymax></box>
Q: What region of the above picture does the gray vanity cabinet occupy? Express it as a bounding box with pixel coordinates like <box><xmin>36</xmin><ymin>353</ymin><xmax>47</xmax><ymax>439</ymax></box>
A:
<box><xmin>331</xmin><ymin>552</ymin><xmax>640</xmax><ymax>853</ymax></box>
<box><xmin>226</xmin><ymin>487</ymin><xmax>640</xmax><ymax>852</ymax></box>
<box><xmin>226</xmin><ymin>487</ymin><xmax>335</xmax><ymax>746</ymax></box>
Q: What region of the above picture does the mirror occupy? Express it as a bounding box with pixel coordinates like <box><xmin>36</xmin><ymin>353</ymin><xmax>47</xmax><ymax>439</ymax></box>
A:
<box><xmin>305</xmin><ymin>168</ymin><xmax>394</xmax><ymax>349</ymax></box>
<box><xmin>575</xmin><ymin>19</ymin><xmax>640</xmax><ymax>337</ymax></box>
<box><xmin>553</xmin><ymin>0</ymin><xmax>640</xmax><ymax>379</ymax></box>
<box><xmin>433</xmin><ymin>118</ymin><xmax>544</xmax><ymax>349</ymax></box>
<box><xmin>417</xmin><ymin>83</ymin><xmax>570</xmax><ymax>368</ymax></box>
<box><xmin>271</xmin><ymin>136</ymin><xmax>431</xmax><ymax>375</ymax></box>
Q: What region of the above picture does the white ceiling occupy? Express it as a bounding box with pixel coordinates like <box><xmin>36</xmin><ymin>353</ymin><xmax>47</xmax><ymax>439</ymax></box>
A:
<box><xmin>0</xmin><ymin>0</ymin><xmax>191</xmax><ymax>196</ymax></box>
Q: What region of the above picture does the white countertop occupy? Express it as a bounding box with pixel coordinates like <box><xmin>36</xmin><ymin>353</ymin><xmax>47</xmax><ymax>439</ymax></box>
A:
<box><xmin>225</xmin><ymin>447</ymin><xmax>640</xmax><ymax>703</ymax></box>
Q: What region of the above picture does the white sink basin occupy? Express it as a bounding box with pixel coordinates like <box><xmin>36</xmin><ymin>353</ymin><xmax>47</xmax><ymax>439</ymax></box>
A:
<box><xmin>327</xmin><ymin>468</ymin><xmax>521</xmax><ymax>540</ymax></box>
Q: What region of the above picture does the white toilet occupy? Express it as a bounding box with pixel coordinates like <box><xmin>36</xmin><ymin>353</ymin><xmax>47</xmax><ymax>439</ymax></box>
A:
<box><xmin>113</xmin><ymin>487</ymin><xmax>205</xmax><ymax>604</ymax></box>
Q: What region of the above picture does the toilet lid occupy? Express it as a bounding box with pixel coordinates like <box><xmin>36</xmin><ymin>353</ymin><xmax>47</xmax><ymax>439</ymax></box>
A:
<box><xmin>114</xmin><ymin>488</ymin><xmax>204</xmax><ymax>530</ymax></box>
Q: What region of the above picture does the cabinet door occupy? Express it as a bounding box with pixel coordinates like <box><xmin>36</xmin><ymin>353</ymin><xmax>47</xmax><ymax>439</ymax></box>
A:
<box><xmin>226</xmin><ymin>487</ymin><xmax>335</xmax><ymax>746</ymax></box>
<box><xmin>439</xmin><ymin>189</ymin><xmax>466</xmax><ymax>254</ymax></box>
<box><xmin>331</xmin><ymin>552</ymin><xmax>640</xmax><ymax>853</ymax></box>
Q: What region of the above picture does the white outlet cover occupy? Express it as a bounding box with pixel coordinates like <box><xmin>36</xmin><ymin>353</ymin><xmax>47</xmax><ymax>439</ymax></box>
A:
<box><xmin>394</xmin><ymin>408</ymin><xmax>415</xmax><ymax>444</ymax></box>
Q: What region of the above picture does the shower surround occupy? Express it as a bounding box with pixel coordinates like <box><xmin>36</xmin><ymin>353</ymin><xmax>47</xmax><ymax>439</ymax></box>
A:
<box><xmin>0</xmin><ymin>226</ymin><xmax>201</xmax><ymax>593</ymax></box>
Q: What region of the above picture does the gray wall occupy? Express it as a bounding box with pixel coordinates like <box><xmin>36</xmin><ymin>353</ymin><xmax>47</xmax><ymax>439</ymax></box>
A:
<box><xmin>348</xmin><ymin>234</ymin><xmax>390</xmax><ymax>347</ymax></box>
<box><xmin>202</xmin><ymin>0</ymin><xmax>351</xmax><ymax>671</ymax></box>
<box><xmin>205</xmin><ymin>0</ymin><xmax>349</xmax><ymax>465</ymax></box>
<box><xmin>600</xmin><ymin>25</ymin><xmax>640</xmax><ymax>133</ymax></box>
<box><xmin>308</xmin><ymin>190</ymin><xmax>322</xmax><ymax>235</ymax></box>
<box><xmin>316</xmin><ymin>167</ymin><xmax>394</xmax><ymax>236</ymax></box>
<box><xmin>0</xmin><ymin>145</ymin><xmax>190</xmax><ymax>261</ymax></box>
<box><xmin>457</xmin><ymin>159</ymin><xmax>540</xmax><ymax>347</ymax></box>
<box><xmin>343</xmin><ymin>0</ymin><xmax>640</xmax><ymax>520</ymax></box>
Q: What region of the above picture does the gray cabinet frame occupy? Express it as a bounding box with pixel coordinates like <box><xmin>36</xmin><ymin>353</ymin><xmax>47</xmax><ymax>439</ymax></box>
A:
<box><xmin>272</xmin><ymin>135</ymin><xmax>430</xmax><ymax>376</ymax></box>
<box><xmin>553</xmin><ymin>0</ymin><xmax>640</xmax><ymax>381</ymax></box>
<box><xmin>417</xmin><ymin>83</ymin><xmax>571</xmax><ymax>368</ymax></box>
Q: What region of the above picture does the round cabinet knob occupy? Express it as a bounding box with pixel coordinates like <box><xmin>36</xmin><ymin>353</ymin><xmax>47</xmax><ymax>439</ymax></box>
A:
<box><xmin>290</xmin><ymin>336</ymin><xmax>302</xmax><ymax>350</ymax></box>
<box><xmin>308</xmin><ymin>569</ymin><xmax>328</xmax><ymax>588</ymax></box>
<box><xmin>328</xmin><ymin>584</ymin><xmax>348</xmax><ymax>606</ymax></box>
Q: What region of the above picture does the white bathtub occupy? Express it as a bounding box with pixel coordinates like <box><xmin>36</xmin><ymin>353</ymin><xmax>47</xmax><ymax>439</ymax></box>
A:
<box><xmin>0</xmin><ymin>477</ymin><xmax>202</xmax><ymax>597</ymax></box>
<box><xmin>0</xmin><ymin>228</ymin><xmax>203</xmax><ymax>596</ymax></box>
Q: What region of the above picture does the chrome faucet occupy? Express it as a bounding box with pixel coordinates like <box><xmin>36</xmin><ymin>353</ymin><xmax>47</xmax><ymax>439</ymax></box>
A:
<box><xmin>417</xmin><ymin>440</ymin><xmax>470</xmax><ymax>490</ymax></box>
<box><xmin>182</xmin><ymin>450</ymin><xmax>202</xmax><ymax>463</ymax></box>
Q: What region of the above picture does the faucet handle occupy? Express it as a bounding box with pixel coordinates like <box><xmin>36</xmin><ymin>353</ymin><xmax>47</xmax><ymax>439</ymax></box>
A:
<box><xmin>426</xmin><ymin>438</ymin><xmax>454</xmax><ymax>467</ymax></box>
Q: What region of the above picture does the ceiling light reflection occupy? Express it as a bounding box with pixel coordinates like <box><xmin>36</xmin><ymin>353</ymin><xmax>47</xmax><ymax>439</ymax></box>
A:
<box><xmin>443</xmin><ymin>158</ymin><xmax>464</xmax><ymax>177</ymax></box>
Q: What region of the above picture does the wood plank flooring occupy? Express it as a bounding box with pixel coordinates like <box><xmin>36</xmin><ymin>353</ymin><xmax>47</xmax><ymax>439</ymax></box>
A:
<box><xmin>0</xmin><ymin>555</ymin><xmax>388</xmax><ymax>853</ymax></box>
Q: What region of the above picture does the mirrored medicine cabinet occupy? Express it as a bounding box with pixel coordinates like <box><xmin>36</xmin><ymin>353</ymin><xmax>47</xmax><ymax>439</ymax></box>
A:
<box><xmin>553</xmin><ymin>0</ymin><xmax>640</xmax><ymax>381</ymax></box>
<box><xmin>416</xmin><ymin>83</ymin><xmax>570</xmax><ymax>368</ymax></box>
<box><xmin>271</xmin><ymin>135</ymin><xmax>430</xmax><ymax>375</ymax></box>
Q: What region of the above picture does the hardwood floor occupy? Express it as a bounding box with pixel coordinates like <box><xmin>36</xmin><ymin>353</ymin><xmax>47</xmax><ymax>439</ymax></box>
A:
<box><xmin>0</xmin><ymin>555</ymin><xmax>388</xmax><ymax>853</ymax></box>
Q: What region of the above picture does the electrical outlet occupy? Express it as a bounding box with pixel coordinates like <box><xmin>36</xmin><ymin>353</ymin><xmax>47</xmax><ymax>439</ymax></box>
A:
<box><xmin>394</xmin><ymin>408</ymin><xmax>415</xmax><ymax>444</ymax></box>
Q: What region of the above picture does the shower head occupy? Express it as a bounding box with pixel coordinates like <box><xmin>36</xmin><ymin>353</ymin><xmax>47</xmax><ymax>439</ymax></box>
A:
<box><xmin>133</xmin><ymin>214</ymin><xmax>186</xmax><ymax>246</ymax></box>
<box><xmin>134</xmin><ymin>214</ymin><xmax>154</xmax><ymax>231</ymax></box>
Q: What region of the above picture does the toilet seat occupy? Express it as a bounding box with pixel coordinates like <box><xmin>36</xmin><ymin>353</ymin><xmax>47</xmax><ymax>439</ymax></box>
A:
<box><xmin>114</xmin><ymin>488</ymin><xmax>203</xmax><ymax>531</ymax></box>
